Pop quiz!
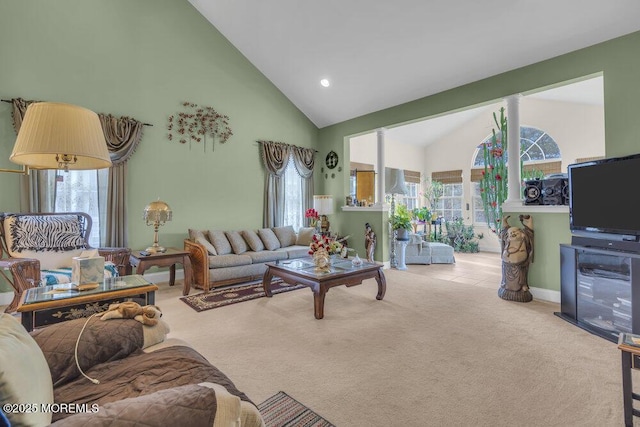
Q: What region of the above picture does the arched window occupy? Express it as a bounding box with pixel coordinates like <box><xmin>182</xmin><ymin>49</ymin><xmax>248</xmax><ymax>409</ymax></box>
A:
<box><xmin>471</xmin><ymin>126</ymin><xmax>561</xmax><ymax>224</ymax></box>
<box><xmin>472</xmin><ymin>126</ymin><xmax>560</xmax><ymax>167</ymax></box>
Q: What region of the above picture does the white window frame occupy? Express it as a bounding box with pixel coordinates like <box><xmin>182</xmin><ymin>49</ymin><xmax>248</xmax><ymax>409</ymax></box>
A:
<box><xmin>435</xmin><ymin>183</ymin><xmax>463</xmax><ymax>222</ymax></box>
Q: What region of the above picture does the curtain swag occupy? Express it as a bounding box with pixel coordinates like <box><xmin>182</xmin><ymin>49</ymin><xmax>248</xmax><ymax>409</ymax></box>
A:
<box><xmin>10</xmin><ymin>98</ymin><xmax>144</xmax><ymax>165</ymax></box>
<box><xmin>257</xmin><ymin>140</ymin><xmax>315</xmax><ymax>177</ymax></box>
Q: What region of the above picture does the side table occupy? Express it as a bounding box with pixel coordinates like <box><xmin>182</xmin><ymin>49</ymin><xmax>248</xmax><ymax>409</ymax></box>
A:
<box><xmin>129</xmin><ymin>248</ymin><xmax>192</xmax><ymax>295</ymax></box>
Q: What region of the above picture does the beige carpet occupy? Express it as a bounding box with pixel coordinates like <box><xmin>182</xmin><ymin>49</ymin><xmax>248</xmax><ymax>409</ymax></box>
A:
<box><xmin>154</xmin><ymin>255</ymin><xmax>626</xmax><ymax>427</ymax></box>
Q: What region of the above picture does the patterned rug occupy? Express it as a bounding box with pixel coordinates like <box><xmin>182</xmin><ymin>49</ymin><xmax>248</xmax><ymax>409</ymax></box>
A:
<box><xmin>258</xmin><ymin>391</ymin><xmax>335</xmax><ymax>427</ymax></box>
<box><xmin>180</xmin><ymin>280</ymin><xmax>305</xmax><ymax>312</ymax></box>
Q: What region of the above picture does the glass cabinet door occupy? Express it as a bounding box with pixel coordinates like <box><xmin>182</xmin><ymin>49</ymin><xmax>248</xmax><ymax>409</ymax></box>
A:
<box><xmin>576</xmin><ymin>250</ymin><xmax>631</xmax><ymax>338</ymax></box>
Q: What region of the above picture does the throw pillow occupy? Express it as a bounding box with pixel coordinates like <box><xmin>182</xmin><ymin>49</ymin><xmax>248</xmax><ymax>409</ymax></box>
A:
<box><xmin>142</xmin><ymin>319</ymin><xmax>171</xmax><ymax>349</ymax></box>
<box><xmin>241</xmin><ymin>230</ymin><xmax>265</xmax><ymax>252</ymax></box>
<box><xmin>258</xmin><ymin>228</ymin><xmax>281</xmax><ymax>250</ymax></box>
<box><xmin>225</xmin><ymin>231</ymin><xmax>248</xmax><ymax>254</ymax></box>
<box><xmin>189</xmin><ymin>229</ymin><xmax>217</xmax><ymax>255</ymax></box>
<box><xmin>273</xmin><ymin>226</ymin><xmax>297</xmax><ymax>247</ymax></box>
<box><xmin>208</xmin><ymin>230</ymin><xmax>232</xmax><ymax>255</ymax></box>
<box><xmin>296</xmin><ymin>227</ymin><xmax>316</xmax><ymax>246</ymax></box>
<box><xmin>0</xmin><ymin>314</ymin><xmax>53</xmax><ymax>427</ymax></box>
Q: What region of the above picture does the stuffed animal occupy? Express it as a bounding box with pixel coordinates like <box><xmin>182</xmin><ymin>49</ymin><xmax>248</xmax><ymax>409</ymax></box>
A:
<box><xmin>99</xmin><ymin>301</ymin><xmax>162</xmax><ymax>326</ymax></box>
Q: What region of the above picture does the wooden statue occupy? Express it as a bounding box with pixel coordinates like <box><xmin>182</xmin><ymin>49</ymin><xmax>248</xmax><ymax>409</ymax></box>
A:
<box><xmin>365</xmin><ymin>222</ymin><xmax>376</xmax><ymax>263</ymax></box>
<box><xmin>498</xmin><ymin>214</ymin><xmax>534</xmax><ymax>302</ymax></box>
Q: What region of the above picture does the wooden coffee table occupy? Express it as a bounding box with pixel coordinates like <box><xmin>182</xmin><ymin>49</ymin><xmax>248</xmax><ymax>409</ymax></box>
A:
<box><xmin>17</xmin><ymin>275</ymin><xmax>158</xmax><ymax>331</ymax></box>
<box><xmin>262</xmin><ymin>258</ymin><xmax>386</xmax><ymax>319</ymax></box>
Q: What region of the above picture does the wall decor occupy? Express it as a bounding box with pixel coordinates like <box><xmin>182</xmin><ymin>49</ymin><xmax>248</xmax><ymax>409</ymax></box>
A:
<box><xmin>167</xmin><ymin>101</ymin><xmax>232</xmax><ymax>151</ymax></box>
<box><xmin>325</xmin><ymin>150</ymin><xmax>339</xmax><ymax>169</ymax></box>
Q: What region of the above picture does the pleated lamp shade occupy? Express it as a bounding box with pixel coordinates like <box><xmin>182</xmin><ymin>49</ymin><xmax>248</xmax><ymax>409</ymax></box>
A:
<box><xmin>387</xmin><ymin>169</ymin><xmax>409</xmax><ymax>195</ymax></box>
<box><xmin>313</xmin><ymin>195</ymin><xmax>334</xmax><ymax>215</ymax></box>
<box><xmin>10</xmin><ymin>102</ymin><xmax>112</xmax><ymax>170</ymax></box>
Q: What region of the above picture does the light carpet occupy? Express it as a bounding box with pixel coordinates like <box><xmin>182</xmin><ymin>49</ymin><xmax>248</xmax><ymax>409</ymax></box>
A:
<box><xmin>155</xmin><ymin>264</ymin><xmax>627</xmax><ymax>426</ymax></box>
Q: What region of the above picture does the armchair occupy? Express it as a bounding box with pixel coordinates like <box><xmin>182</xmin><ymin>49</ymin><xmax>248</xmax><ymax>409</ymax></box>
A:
<box><xmin>0</xmin><ymin>212</ymin><xmax>131</xmax><ymax>312</ymax></box>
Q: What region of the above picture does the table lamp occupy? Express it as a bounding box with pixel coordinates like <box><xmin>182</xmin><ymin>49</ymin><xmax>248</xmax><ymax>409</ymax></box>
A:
<box><xmin>143</xmin><ymin>199</ymin><xmax>172</xmax><ymax>253</ymax></box>
<box><xmin>313</xmin><ymin>195</ymin><xmax>334</xmax><ymax>234</ymax></box>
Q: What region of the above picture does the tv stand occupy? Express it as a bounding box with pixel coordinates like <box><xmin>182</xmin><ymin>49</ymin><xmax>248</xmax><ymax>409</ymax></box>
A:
<box><xmin>571</xmin><ymin>234</ymin><xmax>640</xmax><ymax>254</ymax></box>
<box><xmin>558</xmin><ymin>242</ymin><xmax>640</xmax><ymax>342</ymax></box>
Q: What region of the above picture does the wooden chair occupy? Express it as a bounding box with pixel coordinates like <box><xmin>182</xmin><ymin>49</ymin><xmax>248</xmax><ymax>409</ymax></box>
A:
<box><xmin>0</xmin><ymin>212</ymin><xmax>131</xmax><ymax>312</ymax></box>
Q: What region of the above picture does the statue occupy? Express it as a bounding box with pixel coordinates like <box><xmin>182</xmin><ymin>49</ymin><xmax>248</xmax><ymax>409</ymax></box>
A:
<box><xmin>498</xmin><ymin>214</ymin><xmax>534</xmax><ymax>302</ymax></box>
<box><xmin>365</xmin><ymin>222</ymin><xmax>376</xmax><ymax>263</ymax></box>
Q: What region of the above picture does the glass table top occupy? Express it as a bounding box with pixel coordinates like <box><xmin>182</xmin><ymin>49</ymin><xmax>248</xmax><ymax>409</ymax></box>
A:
<box><xmin>22</xmin><ymin>274</ymin><xmax>153</xmax><ymax>305</ymax></box>
<box><xmin>274</xmin><ymin>257</ymin><xmax>378</xmax><ymax>277</ymax></box>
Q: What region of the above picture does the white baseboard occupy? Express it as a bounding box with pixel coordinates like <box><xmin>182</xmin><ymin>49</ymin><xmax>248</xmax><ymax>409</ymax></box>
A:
<box><xmin>530</xmin><ymin>286</ymin><xmax>560</xmax><ymax>303</ymax></box>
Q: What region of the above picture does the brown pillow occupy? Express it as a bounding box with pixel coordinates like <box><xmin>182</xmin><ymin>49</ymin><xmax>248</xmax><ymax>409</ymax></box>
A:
<box><xmin>296</xmin><ymin>227</ymin><xmax>316</xmax><ymax>246</ymax></box>
<box><xmin>208</xmin><ymin>230</ymin><xmax>232</xmax><ymax>255</ymax></box>
<box><xmin>258</xmin><ymin>228</ymin><xmax>281</xmax><ymax>250</ymax></box>
<box><xmin>242</xmin><ymin>229</ymin><xmax>265</xmax><ymax>252</ymax></box>
<box><xmin>225</xmin><ymin>231</ymin><xmax>248</xmax><ymax>254</ymax></box>
<box><xmin>273</xmin><ymin>226</ymin><xmax>297</xmax><ymax>247</ymax></box>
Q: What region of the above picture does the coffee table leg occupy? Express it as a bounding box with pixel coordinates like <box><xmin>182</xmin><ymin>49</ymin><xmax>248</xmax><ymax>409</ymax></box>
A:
<box><xmin>375</xmin><ymin>269</ymin><xmax>387</xmax><ymax>300</ymax></box>
<box><xmin>169</xmin><ymin>264</ymin><xmax>176</xmax><ymax>286</ymax></box>
<box><xmin>263</xmin><ymin>268</ymin><xmax>274</xmax><ymax>297</ymax></box>
<box><xmin>314</xmin><ymin>290</ymin><xmax>326</xmax><ymax>319</ymax></box>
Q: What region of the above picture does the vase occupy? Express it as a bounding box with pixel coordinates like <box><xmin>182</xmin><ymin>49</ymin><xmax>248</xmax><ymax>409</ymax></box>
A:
<box><xmin>352</xmin><ymin>253</ymin><xmax>363</xmax><ymax>267</ymax></box>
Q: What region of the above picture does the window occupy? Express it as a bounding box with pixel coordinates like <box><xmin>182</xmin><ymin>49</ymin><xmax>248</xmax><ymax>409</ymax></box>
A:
<box><xmin>283</xmin><ymin>156</ymin><xmax>304</xmax><ymax>231</ymax></box>
<box><xmin>403</xmin><ymin>182</ymin><xmax>419</xmax><ymax>210</ymax></box>
<box><xmin>435</xmin><ymin>183</ymin><xmax>463</xmax><ymax>221</ymax></box>
<box><xmin>54</xmin><ymin>169</ymin><xmax>108</xmax><ymax>247</ymax></box>
<box><xmin>472</xmin><ymin>182</ymin><xmax>487</xmax><ymax>224</ymax></box>
<box><xmin>470</xmin><ymin>126</ymin><xmax>562</xmax><ymax>223</ymax></box>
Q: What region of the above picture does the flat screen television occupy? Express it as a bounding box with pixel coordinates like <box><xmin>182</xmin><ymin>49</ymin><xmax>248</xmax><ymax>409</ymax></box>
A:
<box><xmin>568</xmin><ymin>153</ymin><xmax>640</xmax><ymax>240</ymax></box>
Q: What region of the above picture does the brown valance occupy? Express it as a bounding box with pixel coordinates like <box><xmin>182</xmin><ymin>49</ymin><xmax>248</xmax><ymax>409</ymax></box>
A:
<box><xmin>575</xmin><ymin>156</ymin><xmax>605</xmax><ymax>163</ymax></box>
<box><xmin>404</xmin><ymin>170</ymin><xmax>421</xmax><ymax>184</ymax></box>
<box><xmin>432</xmin><ymin>169</ymin><xmax>462</xmax><ymax>184</ymax></box>
<box><xmin>470</xmin><ymin>161</ymin><xmax>563</xmax><ymax>182</ymax></box>
<box><xmin>9</xmin><ymin>98</ymin><xmax>145</xmax><ymax>165</ymax></box>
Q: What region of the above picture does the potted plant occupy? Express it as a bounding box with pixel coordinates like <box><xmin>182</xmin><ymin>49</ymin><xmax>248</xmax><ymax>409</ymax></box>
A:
<box><xmin>390</xmin><ymin>204</ymin><xmax>412</xmax><ymax>240</ymax></box>
<box><xmin>411</xmin><ymin>207</ymin><xmax>431</xmax><ymax>234</ymax></box>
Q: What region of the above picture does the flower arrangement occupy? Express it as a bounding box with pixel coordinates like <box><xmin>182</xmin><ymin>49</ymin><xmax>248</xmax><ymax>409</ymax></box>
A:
<box><xmin>308</xmin><ymin>234</ymin><xmax>343</xmax><ymax>256</ymax></box>
<box><xmin>305</xmin><ymin>208</ymin><xmax>320</xmax><ymax>227</ymax></box>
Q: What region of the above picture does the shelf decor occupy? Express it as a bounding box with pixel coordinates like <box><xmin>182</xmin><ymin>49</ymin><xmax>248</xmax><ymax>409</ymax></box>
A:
<box><xmin>167</xmin><ymin>101</ymin><xmax>232</xmax><ymax>151</ymax></box>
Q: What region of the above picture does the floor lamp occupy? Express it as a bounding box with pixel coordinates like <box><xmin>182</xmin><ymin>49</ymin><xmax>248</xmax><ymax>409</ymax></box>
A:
<box><xmin>387</xmin><ymin>169</ymin><xmax>409</xmax><ymax>268</ymax></box>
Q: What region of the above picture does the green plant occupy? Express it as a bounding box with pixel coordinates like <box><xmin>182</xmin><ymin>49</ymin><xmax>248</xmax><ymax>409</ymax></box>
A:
<box><xmin>390</xmin><ymin>204</ymin><xmax>412</xmax><ymax>231</ymax></box>
<box><xmin>411</xmin><ymin>207</ymin><xmax>430</xmax><ymax>222</ymax></box>
<box><xmin>479</xmin><ymin>107</ymin><xmax>508</xmax><ymax>233</ymax></box>
<box><xmin>420</xmin><ymin>179</ymin><xmax>444</xmax><ymax>213</ymax></box>
<box><xmin>443</xmin><ymin>217</ymin><xmax>483</xmax><ymax>253</ymax></box>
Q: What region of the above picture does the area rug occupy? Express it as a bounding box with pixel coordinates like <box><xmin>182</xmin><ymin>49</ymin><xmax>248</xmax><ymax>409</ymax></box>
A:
<box><xmin>180</xmin><ymin>280</ymin><xmax>305</xmax><ymax>312</ymax></box>
<box><xmin>258</xmin><ymin>391</ymin><xmax>335</xmax><ymax>427</ymax></box>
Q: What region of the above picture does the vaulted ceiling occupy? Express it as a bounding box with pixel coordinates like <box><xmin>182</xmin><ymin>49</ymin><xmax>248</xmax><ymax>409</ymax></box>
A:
<box><xmin>188</xmin><ymin>0</ymin><xmax>640</xmax><ymax>129</ymax></box>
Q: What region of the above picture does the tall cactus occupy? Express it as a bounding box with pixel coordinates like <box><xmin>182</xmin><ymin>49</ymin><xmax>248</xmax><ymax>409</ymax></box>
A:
<box><xmin>479</xmin><ymin>107</ymin><xmax>508</xmax><ymax>234</ymax></box>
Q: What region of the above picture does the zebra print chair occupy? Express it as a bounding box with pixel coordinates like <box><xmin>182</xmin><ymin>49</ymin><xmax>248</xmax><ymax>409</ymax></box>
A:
<box><xmin>0</xmin><ymin>212</ymin><xmax>131</xmax><ymax>313</ymax></box>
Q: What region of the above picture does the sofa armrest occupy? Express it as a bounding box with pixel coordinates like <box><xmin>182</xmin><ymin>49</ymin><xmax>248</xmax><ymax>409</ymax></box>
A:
<box><xmin>97</xmin><ymin>247</ymin><xmax>132</xmax><ymax>276</ymax></box>
<box><xmin>0</xmin><ymin>257</ymin><xmax>41</xmax><ymax>312</ymax></box>
<box><xmin>184</xmin><ymin>238</ymin><xmax>211</xmax><ymax>293</ymax></box>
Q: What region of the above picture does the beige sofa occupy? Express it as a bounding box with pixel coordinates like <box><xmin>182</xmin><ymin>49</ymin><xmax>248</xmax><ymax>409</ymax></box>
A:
<box><xmin>184</xmin><ymin>225</ymin><xmax>315</xmax><ymax>292</ymax></box>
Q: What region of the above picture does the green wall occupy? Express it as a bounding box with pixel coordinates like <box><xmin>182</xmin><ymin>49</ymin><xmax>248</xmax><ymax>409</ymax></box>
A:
<box><xmin>321</xmin><ymin>31</ymin><xmax>640</xmax><ymax>292</ymax></box>
<box><xmin>0</xmin><ymin>0</ymin><xmax>318</xmax><ymax>292</ymax></box>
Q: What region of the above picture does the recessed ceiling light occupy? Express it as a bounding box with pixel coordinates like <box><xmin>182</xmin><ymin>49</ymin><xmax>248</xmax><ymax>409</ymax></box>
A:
<box><xmin>320</xmin><ymin>79</ymin><xmax>330</xmax><ymax>87</ymax></box>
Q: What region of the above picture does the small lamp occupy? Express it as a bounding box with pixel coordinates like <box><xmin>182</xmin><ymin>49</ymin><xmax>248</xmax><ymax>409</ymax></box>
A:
<box><xmin>9</xmin><ymin>102</ymin><xmax>112</xmax><ymax>172</ymax></box>
<box><xmin>143</xmin><ymin>199</ymin><xmax>172</xmax><ymax>253</ymax></box>
<box><xmin>313</xmin><ymin>195</ymin><xmax>334</xmax><ymax>234</ymax></box>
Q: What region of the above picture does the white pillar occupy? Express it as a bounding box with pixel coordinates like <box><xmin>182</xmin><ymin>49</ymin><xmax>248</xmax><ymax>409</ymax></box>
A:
<box><xmin>376</xmin><ymin>128</ymin><xmax>386</xmax><ymax>206</ymax></box>
<box><xmin>505</xmin><ymin>94</ymin><xmax>522</xmax><ymax>203</ymax></box>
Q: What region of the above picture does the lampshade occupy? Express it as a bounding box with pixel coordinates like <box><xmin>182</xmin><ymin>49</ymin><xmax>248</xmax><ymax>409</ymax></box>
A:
<box><xmin>387</xmin><ymin>169</ymin><xmax>409</xmax><ymax>195</ymax></box>
<box><xmin>143</xmin><ymin>200</ymin><xmax>173</xmax><ymax>224</ymax></box>
<box><xmin>10</xmin><ymin>102</ymin><xmax>112</xmax><ymax>171</ymax></box>
<box><xmin>313</xmin><ymin>195</ymin><xmax>334</xmax><ymax>215</ymax></box>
